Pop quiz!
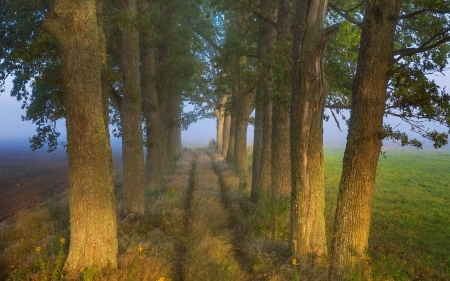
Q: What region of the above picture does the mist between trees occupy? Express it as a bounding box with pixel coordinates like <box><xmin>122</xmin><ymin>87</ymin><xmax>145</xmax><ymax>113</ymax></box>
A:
<box><xmin>1</xmin><ymin>0</ymin><xmax>449</xmax><ymax>279</ymax></box>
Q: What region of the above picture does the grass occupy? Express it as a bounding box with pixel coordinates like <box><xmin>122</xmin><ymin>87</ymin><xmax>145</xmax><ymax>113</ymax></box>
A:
<box><xmin>324</xmin><ymin>146</ymin><xmax>450</xmax><ymax>280</ymax></box>
<box><xmin>0</xmin><ymin>146</ymin><xmax>449</xmax><ymax>280</ymax></box>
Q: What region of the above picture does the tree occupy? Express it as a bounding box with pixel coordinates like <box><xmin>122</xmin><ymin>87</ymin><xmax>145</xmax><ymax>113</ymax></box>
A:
<box><xmin>250</xmin><ymin>0</ymin><xmax>277</xmax><ymax>203</ymax></box>
<box><xmin>42</xmin><ymin>0</ymin><xmax>117</xmax><ymax>271</ymax></box>
<box><xmin>141</xmin><ymin>2</ymin><xmax>163</xmax><ymax>191</ymax></box>
<box><xmin>289</xmin><ymin>0</ymin><xmax>339</xmax><ymax>263</ymax></box>
<box><xmin>270</xmin><ymin>0</ymin><xmax>294</xmax><ymax>237</ymax></box>
<box><xmin>121</xmin><ymin>0</ymin><xmax>146</xmax><ymax>214</ymax></box>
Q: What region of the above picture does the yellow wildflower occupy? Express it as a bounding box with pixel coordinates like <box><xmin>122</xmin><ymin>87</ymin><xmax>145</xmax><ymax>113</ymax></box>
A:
<box><xmin>157</xmin><ymin>278</ymin><xmax>166</xmax><ymax>281</ymax></box>
<box><xmin>60</xmin><ymin>237</ymin><xmax>66</xmax><ymax>244</ymax></box>
<box><xmin>35</xmin><ymin>246</ymin><xmax>41</xmax><ymax>253</ymax></box>
<box><xmin>292</xmin><ymin>258</ymin><xmax>298</xmax><ymax>266</ymax></box>
<box><xmin>138</xmin><ymin>244</ymin><xmax>143</xmax><ymax>253</ymax></box>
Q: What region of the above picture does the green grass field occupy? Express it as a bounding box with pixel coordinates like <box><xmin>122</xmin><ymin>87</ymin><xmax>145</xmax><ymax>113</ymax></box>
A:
<box><xmin>324</xmin><ymin>147</ymin><xmax>450</xmax><ymax>280</ymax></box>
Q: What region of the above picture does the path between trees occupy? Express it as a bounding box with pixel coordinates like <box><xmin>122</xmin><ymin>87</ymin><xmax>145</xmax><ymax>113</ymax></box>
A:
<box><xmin>172</xmin><ymin>150</ymin><xmax>250</xmax><ymax>281</ymax></box>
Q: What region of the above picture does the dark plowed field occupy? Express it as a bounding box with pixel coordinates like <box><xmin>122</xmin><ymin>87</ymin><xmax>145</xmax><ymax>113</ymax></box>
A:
<box><xmin>0</xmin><ymin>142</ymin><xmax>122</xmax><ymax>221</ymax></box>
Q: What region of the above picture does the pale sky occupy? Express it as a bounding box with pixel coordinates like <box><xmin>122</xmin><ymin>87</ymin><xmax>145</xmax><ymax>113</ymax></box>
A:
<box><xmin>0</xmin><ymin>72</ymin><xmax>448</xmax><ymax>149</ymax></box>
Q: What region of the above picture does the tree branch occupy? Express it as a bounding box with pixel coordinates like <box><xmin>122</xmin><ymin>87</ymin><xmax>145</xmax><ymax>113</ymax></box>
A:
<box><xmin>327</xmin><ymin>2</ymin><xmax>362</xmax><ymax>27</ymax></box>
<box><xmin>394</xmin><ymin>34</ymin><xmax>450</xmax><ymax>61</ymax></box>
<box><xmin>253</xmin><ymin>11</ymin><xmax>277</xmax><ymax>29</ymax></box>
<box><xmin>184</xmin><ymin>17</ymin><xmax>222</xmax><ymax>52</ymax></box>
<box><xmin>399</xmin><ymin>8</ymin><xmax>450</xmax><ymax>19</ymax></box>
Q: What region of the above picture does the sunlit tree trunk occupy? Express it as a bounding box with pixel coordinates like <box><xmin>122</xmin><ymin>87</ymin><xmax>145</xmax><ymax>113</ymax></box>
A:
<box><xmin>43</xmin><ymin>0</ymin><xmax>117</xmax><ymax>271</ymax></box>
<box><xmin>329</xmin><ymin>1</ymin><xmax>403</xmax><ymax>279</ymax></box>
<box><xmin>222</xmin><ymin>107</ymin><xmax>231</xmax><ymax>156</ymax></box>
<box><xmin>213</xmin><ymin>95</ymin><xmax>228</xmax><ymax>153</ymax></box>
<box><xmin>121</xmin><ymin>0</ymin><xmax>145</xmax><ymax>214</ymax></box>
<box><xmin>290</xmin><ymin>0</ymin><xmax>330</xmax><ymax>264</ymax></box>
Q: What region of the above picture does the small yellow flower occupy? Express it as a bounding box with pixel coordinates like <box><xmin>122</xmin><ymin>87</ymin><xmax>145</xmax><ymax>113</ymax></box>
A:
<box><xmin>292</xmin><ymin>258</ymin><xmax>298</xmax><ymax>266</ymax></box>
<box><xmin>60</xmin><ymin>237</ymin><xmax>66</xmax><ymax>244</ymax></box>
<box><xmin>138</xmin><ymin>244</ymin><xmax>143</xmax><ymax>253</ymax></box>
<box><xmin>35</xmin><ymin>246</ymin><xmax>41</xmax><ymax>253</ymax></box>
<box><xmin>157</xmin><ymin>278</ymin><xmax>166</xmax><ymax>281</ymax></box>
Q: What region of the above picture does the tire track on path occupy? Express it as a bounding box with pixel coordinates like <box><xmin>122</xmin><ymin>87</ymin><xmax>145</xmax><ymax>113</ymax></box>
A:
<box><xmin>212</xmin><ymin>153</ymin><xmax>256</xmax><ymax>279</ymax></box>
<box><xmin>174</xmin><ymin>152</ymin><xmax>197</xmax><ymax>281</ymax></box>
<box><xmin>181</xmin><ymin>151</ymin><xmax>249</xmax><ymax>280</ymax></box>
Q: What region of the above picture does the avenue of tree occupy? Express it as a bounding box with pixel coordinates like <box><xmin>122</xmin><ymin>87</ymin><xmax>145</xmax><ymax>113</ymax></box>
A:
<box><xmin>1</xmin><ymin>0</ymin><xmax>449</xmax><ymax>279</ymax></box>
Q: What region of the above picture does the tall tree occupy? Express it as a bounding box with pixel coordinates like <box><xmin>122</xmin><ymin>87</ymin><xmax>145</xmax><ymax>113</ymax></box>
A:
<box><xmin>271</xmin><ymin>0</ymin><xmax>294</xmax><ymax>236</ymax></box>
<box><xmin>328</xmin><ymin>1</ymin><xmax>404</xmax><ymax>279</ymax></box>
<box><xmin>121</xmin><ymin>0</ymin><xmax>146</xmax><ymax>214</ymax></box>
<box><xmin>141</xmin><ymin>2</ymin><xmax>163</xmax><ymax>191</ymax></box>
<box><xmin>42</xmin><ymin>0</ymin><xmax>117</xmax><ymax>271</ymax></box>
<box><xmin>250</xmin><ymin>0</ymin><xmax>278</xmax><ymax>203</ymax></box>
<box><xmin>290</xmin><ymin>0</ymin><xmax>337</xmax><ymax>264</ymax></box>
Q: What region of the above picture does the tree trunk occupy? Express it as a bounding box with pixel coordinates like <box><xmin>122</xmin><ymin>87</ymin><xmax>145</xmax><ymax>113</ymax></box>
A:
<box><xmin>329</xmin><ymin>1</ymin><xmax>403</xmax><ymax>279</ymax></box>
<box><xmin>42</xmin><ymin>0</ymin><xmax>117</xmax><ymax>271</ymax></box>
<box><xmin>226</xmin><ymin>92</ymin><xmax>238</xmax><ymax>164</ymax></box>
<box><xmin>251</xmin><ymin>102</ymin><xmax>263</xmax><ymax>202</ymax></box>
<box><xmin>121</xmin><ymin>0</ymin><xmax>145</xmax><ymax>214</ymax></box>
<box><xmin>271</xmin><ymin>0</ymin><xmax>294</xmax><ymax>236</ymax></box>
<box><xmin>290</xmin><ymin>0</ymin><xmax>329</xmax><ymax>264</ymax></box>
<box><xmin>214</xmin><ymin>95</ymin><xmax>227</xmax><ymax>153</ymax></box>
<box><xmin>222</xmin><ymin>108</ymin><xmax>231</xmax><ymax>156</ymax></box>
<box><xmin>141</xmin><ymin>40</ymin><xmax>162</xmax><ymax>191</ymax></box>
<box><xmin>234</xmin><ymin>90</ymin><xmax>254</xmax><ymax>174</ymax></box>
<box><xmin>250</xmin><ymin>0</ymin><xmax>277</xmax><ymax>203</ymax></box>
<box><xmin>259</xmin><ymin>100</ymin><xmax>273</xmax><ymax>195</ymax></box>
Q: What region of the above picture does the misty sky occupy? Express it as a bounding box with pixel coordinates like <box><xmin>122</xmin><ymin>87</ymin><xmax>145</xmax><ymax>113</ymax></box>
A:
<box><xmin>0</xmin><ymin>72</ymin><xmax>449</xmax><ymax>149</ymax></box>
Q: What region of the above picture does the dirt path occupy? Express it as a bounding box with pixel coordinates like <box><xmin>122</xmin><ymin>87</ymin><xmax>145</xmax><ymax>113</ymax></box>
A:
<box><xmin>174</xmin><ymin>150</ymin><xmax>250</xmax><ymax>281</ymax></box>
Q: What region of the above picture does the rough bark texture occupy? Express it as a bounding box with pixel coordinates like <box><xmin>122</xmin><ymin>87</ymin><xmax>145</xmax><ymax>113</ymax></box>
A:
<box><xmin>42</xmin><ymin>0</ymin><xmax>117</xmax><ymax>271</ymax></box>
<box><xmin>222</xmin><ymin>108</ymin><xmax>231</xmax><ymax>156</ymax></box>
<box><xmin>214</xmin><ymin>95</ymin><xmax>228</xmax><ymax>153</ymax></box>
<box><xmin>250</xmin><ymin>0</ymin><xmax>278</xmax><ymax>203</ymax></box>
<box><xmin>121</xmin><ymin>0</ymin><xmax>145</xmax><ymax>214</ymax></box>
<box><xmin>271</xmin><ymin>0</ymin><xmax>294</xmax><ymax>236</ymax></box>
<box><xmin>272</xmin><ymin>0</ymin><xmax>294</xmax><ymax>198</ymax></box>
<box><xmin>142</xmin><ymin>42</ymin><xmax>162</xmax><ymax>191</ymax></box>
<box><xmin>328</xmin><ymin>1</ymin><xmax>403</xmax><ymax>279</ymax></box>
<box><xmin>290</xmin><ymin>0</ymin><xmax>328</xmax><ymax>263</ymax></box>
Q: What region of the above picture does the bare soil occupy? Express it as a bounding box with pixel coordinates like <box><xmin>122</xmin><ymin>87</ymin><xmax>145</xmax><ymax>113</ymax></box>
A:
<box><xmin>0</xmin><ymin>144</ymin><xmax>122</xmax><ymax>221</ymax></box>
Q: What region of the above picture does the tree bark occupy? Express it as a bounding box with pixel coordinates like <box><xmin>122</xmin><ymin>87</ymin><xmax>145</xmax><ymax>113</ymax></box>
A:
<box><xmin>121</xmin><ymin>0</ymin><xmax>145</xmax><ymax>214</ymax></box>
<box><xmin>234</xmin><ymin>88</ymin><xmax>255</xmax><ymax>174</ymax></box>
<box><xmin>214</xmin><ymin>95</ymin><xmax>228</xmax><ymax>153</ymax></box>
<box><xmin>142</xmin><ymin>40</ymin><xmax>162</xmax><ymax>191</ymax></box>
<box><xmin>271</xmin><ymin>0</ymin><xmax>294</xmax><ymax>236</ymax></box>
<box><xmin>222</xmin><ymin>107</ymin><xmax>231</xmax><ymax>156</ymax></box>
<box><xmin>329</xmin><ymin>1</ymin><xmax>403</xmax><ymax>279</ymax></box>
<box><xmin>250</xmin><ymin>0</ymin><xmax>277</xmax><ymax>203</ymax></box>
<box><xmin>42</xmin><ymin>0</ymin><xmax>117</xmax><ymax>271</ymax></box>
<box><xmin>290</xmin><ymin>0</ymin><xmax>329</xmax><ymax>264</ymax></box>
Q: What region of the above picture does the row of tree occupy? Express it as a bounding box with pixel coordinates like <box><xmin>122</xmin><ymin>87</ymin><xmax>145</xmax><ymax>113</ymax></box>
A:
<box><xmin>1</xmin><ymin>0</ymin><xmax>449</xmax><ymax>279</ymax></box>
<box><xmin>195</xmin><ymin>0</ymin><xmax>450</xmax><ymax>279</ymax></box>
